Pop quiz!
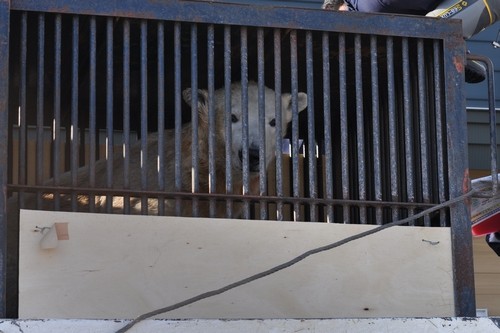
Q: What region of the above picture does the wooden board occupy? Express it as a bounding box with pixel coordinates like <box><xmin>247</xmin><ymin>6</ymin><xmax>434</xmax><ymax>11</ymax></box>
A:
<box><xmin>19</xmin><ymin>210</ymin><xmax>454</xmax><ymax>319</ymax></box>
<box><xmin>473</xmin><ymin>235</ymin><xmax>500</xmax><ymax>315</ymax></box>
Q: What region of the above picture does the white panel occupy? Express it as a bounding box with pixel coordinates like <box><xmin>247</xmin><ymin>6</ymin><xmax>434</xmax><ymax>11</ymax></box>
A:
<box><xmin>19</xmin><ymin>209</ymin><xmax>454</xmax><ymax>319</ymax></box>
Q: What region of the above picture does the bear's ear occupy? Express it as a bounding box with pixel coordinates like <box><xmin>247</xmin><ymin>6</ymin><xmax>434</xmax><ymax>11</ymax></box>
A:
<box><xmin>282</xmin><ymin>92</ymin><xmax>308</xmax><ymax>123</ymax></box>
<box><xmin>182</xmin><ymin>88</ymin><xmax>209</xmax><ymax>109</ymax></box>
<box><xmin>296</xmin><ymin>92</ymin><xmax>308</xmax><ymax>113</ymax></box>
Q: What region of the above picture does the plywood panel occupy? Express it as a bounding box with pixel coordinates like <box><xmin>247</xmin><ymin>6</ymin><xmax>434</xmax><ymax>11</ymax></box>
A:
<box><xmin>475</xmin><ymin>294</ymin><xmax>500</xmax><ymax>316</ymax></box>
<box><xmin>475</xmin><ymin>274</ymin><xmax>500</xmax><ymax>294</ymax></box>
<box><xmin>470</xmin><ymin>186</ymin><xmax>500</xmax><ymax>315</ymax></box>
<box><xmin>473</xmin><ymin>235</ymin><xmax>500</xmax><ymax>274</ymax></box>
<box><xmin>473</xmin><ymin>230</ymin><xmax>500</xmax><ymax>316</ymax></box>
<box><xmin>19</xmin><ymin>210</ymin><xmax>454</xmax><ymax>319</ymax></box>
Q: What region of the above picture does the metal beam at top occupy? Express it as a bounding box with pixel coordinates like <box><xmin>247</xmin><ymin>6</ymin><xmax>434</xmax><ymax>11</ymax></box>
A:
<box><xmin>10</xmin><ymin>0</ymin><xmax>464</xmax><ymax>39</ymax></box>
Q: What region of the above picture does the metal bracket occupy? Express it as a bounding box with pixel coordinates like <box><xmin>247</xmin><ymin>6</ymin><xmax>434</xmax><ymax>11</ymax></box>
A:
<box><xmin>493</xmin><ymin>29</ymin><xmax>500</xmax><ymax>48</ymax></box>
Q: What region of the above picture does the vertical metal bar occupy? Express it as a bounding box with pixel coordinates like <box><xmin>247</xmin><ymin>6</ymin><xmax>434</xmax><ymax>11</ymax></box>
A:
<box><xmin>106</xmin><ymin>17</ymin><xmax>114</xmax><ymax>213</ymax></box>
<box><xmin>89</xmin><ymin>16</ymin><xmax>97</xmax><ymax>212</ymax></box>
<box><xmin>273</xmin><ymin>28</ymin><xmax>284</xmax><ymax>221</ymax></box>
<box><xmin>338</xmin><ymin>33</ymin><xmax>349</xmax><ymax>224</ymax></box>
<box><xmin>485</xmin><ymin>57</ymin><xmax>498</xmax><ymax>191</ymax></box>
<box><xmin>432</xmin><ymin>40</ymin><xmax>447</xmax><ymax>226</ymax></box>
<box><xmin>467</xmin><ymin>55</ymin><xmax>497</xmax><ymax>191</ymax></box>
<box><xmin>240</xmin><ymin>26</ymin><xmax>250</xmax><ymax>219</ymax></box>
<box><xmin>402</xmin><ymin>37</ymin><xmax>415</xmax><ymax>223</ymax></box>
<box><xmin>354</xmin><ymin>34</ymin><xmax>366</xmax><ymax>223</ymax></box>
<box><xmin>370</xmin><ymin>35</ymin><xmax>382</xmax><ymax>225</ymax></box>
<box><xmin>70</xmin><ymin>16</ymin><xmax>79</xmax><ymax>211</ymax></box>
<box><xmin>140</xmin><ymin>20</ymin><xmax>148</xmax><ymax>214</ymax></box>
<box><xmin>207</xmin><ymin>24</ymin><xmax>216</xmax><ymax>218</ymax></box>
<box><xmin>322</xmin><ymin>31</ymin><xmax>333</xmax><ymax>223</ymax></box>
<box><xmin>306</xmin><ymin>30</ymin><xmax>317</xmax><ymax>222</ymax></box>
<box><xmin>0</xmin><ymin>0</ymin><xmax>10</xmax><ymax>318</ymax></box>
<box><xmin>290</xmin><ymin>30</ymin><xmax>300</xmax><ymax>221</ymax></box>
<box><xmin>386</xmin><ymin>36</ymin><xmax>399</xmax><ymax>222</ymax></box>
<box><xmin>36</xmin><ymin>13</ymin><xmax>45</xmax><ymax>209</ymax></box>
<box><xmin>53</xmin><ymin>14</ymin><xmax>62</xmax><ymax>210</ymax></box>
<box><xmin>444</xmin><ymin>32</ymin><xmax>475</xmax><ymax>317</ymax></box>
<box><xmin>18</xmin><ymin>12</ymin><xmax>27</xmax><ymax>207</ymax></box>
<box><xmin>123</xmin><ymin>19</ymin><xmax>131</xmax><ymax>215</ymax></box>
<box><xmin>190</xmin><ymin>23</ymin><xmax>199</xmax><ymax>217</ymax></box>
<box><xmin>224</xmin><ymin>25</ymin><xmax>233</xmax><ymax>218</ymax></box>
<box><xmin>417</xmin><ymin>39</ymin><xmax>431</xmax><ymax>226</ymax></box>
<box><xmin>157</xmin><ymin>21</ymin><xmax>165</xmax><ymax>215</ymax></box>
<box><xmin>257</xmin><ymin>27</ymin><xmax>267</xmax><ymax>220</ymax></box>
<box><xmin>174</xmin><ymin>22</ymin><xmax>182</xmax><ymax>216</ymax></box>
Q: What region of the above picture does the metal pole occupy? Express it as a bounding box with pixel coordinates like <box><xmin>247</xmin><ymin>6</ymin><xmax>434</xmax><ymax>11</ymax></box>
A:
<box><xmin>0</xmin><ymin>0</ymin><xmax>10</xmax><ymax>318</ymax></box>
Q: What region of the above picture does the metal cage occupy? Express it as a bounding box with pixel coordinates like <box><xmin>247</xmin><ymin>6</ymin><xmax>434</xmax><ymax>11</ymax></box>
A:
<box><xmin>0</xmin><ymin>0</ymin><xmax>473</xmax><ymax>318</ymax></box>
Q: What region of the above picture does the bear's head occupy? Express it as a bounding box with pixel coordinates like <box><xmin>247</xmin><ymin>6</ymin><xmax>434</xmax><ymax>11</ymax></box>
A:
<box><xmin>183</xmin><ymin>81</ymin><xmax>307</xmax><ymax>175</ymax></box>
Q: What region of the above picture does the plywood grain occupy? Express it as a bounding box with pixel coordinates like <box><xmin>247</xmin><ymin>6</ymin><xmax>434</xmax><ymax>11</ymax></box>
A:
<box><xmin>19</xmin><ymin>210</ymin><xmax>455</xmax><ymax>319</ymax></box>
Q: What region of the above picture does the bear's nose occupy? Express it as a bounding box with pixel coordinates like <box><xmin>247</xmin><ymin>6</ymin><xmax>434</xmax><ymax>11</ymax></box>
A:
<box><xmin>238</xmin><ymin>148</ymin><xmax>260</xmax><ymax>172</ymax></box>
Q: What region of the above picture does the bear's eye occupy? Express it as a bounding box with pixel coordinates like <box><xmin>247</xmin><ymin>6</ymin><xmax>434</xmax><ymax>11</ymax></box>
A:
<box><xmin>269</xmin><ymin>119</ymin><xmax>276</xmax><ymax>127</ymax></box>
<box><xmin>231</xmin><ymin>114</ymin><xmax>239</xmax><ymax>123</ymax></box>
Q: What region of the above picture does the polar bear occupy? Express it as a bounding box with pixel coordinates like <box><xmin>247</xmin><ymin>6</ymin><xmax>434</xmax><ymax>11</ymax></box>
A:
<box><xmin>177</xmin><ymin>81</ymin><xmax>308</xmax><ymax>217</ymax></box>
<box><xmin>11</xmin><ymin>81</ymin><xmax>308</xmax><ymax>218</ymax></box>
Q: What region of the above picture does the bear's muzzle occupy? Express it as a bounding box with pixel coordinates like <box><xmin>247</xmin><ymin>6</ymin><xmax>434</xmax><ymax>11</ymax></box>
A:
<box><xmin>238</xmin><ymin>147</ymin><xmax>260</xmax><ymax>173</ymax></box>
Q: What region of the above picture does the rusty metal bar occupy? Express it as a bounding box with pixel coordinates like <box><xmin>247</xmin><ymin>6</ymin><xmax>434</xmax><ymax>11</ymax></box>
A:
<box><xmin>207</xmin><ymin>24</ymin><xmax>216</xmax><ymax>218</ymax></box>
<box><xmin>35</xmin><ymin>13</ymin><xmax>45</xmax><ymax>209</ymax></box>
<box><xmin>370</xmin><ymin>35</ymin><xmax>382</xmax><ymax>225</ymax></box>
<box><xmin>322</xmin><ymin>31</ymin><xmax>333</xmax><ymax>223</ymax></box>
<box><xmin>432</xmin><ymin>40</ymin><xmax>447</xmax><ymax>227</ymax></box>
<box><xmin>402</xmin><ymin>37</ymin><xmax>415</xmax><ymax>224</ymax></box>
<box><xmin>273</xmin><ymin>28</ymin><xmax>284</xmax><ymax>221</ymax></box>
<box><xmin>10</xmin><ymin>0</ymin><xmax>463</xmax><ymax>39</ymax></box>
<box><xmin>417</xmin><ymin>39</ymin><xmax>431</xmax><ymax>226</ymax></box>
<box><xmin>190</xmin><ymin>23</ymin><xmax>199</xmax><ymax>217</ymax></box>
<box><xmin>70</xmin><ymin>15</ymin><xmax>79</xmax><ymax>211</ymax></box>
<box><xmin>123</xmin><ymin>19</ymin><xmax>131</xmax><ymax>215</ymax></box>
<box><xmin>18</xmin><ymin>12</ymin><xmax>27</xmax><ymax>208</ymax></box>
<box><xmin>338</xmin><ymin>32</ymin><xmax>349</xmax><ymax>224</ymax></box>
<box><xmin>0</xmin><ymin>0</ymin><xmax>9</xmax><ymax>318</ymax></box>
<box><xmin>386</xmin><ymin>36</ymin><xmax>399</xmax><ymax>222</ymax></box>
<box><xmin>53</xmin><ymin>14</ymin><xmax>62</xmax><ymax>210</ymax></box>
<box><xmin>354</xmin><ymin>34</ymin><xmax>366</xmax><ymax>224</ymax></box>
<box><xmin>441</xmin><ymin>25</ymin><xmax>475</xmax><ymax>316</ymax></box>
<box><xmin>240</xmin><ymin>26</ymin><xmax>250</xmax><ymax>219</ymax></box>
<box><xmin>174</xmin><ymin>21</ymin><xmax>182</xmax><ymax>216</ymax></box>
<box><xmin>306</xmin><ymin>30</ymin><xmax>317</xmax><ymax>222</ymax></box>
<box><xmin>140</xmin><ymin>19</ymin><xmax>148</xmax><ymax>214</ymax></box>
<box><xmin>257</xmin><ymin>27</ymin><xmax>267</xmax><ymax>220</ymax></box>
<box><xmin>485</xmin><ymin>56</ymin><xmax>498</xmax><ymax>192</ymax></box>
<box><xmin>157</xmin><ymin>21</ymin><xmax>165</xmax><ymax>216</ymax></box>
<box><xmin>290</xmin><ymin>29</ymin><xmax>300</xmax><ymax>222</ymax></box>
<box><xmin>9</xmin><ymin>183</ymin><xmax>439</xmax><ymax>209</ymax></box>
<box><xmin>88</xmin><ymin>16</ymin><xmax>97</xmax><ymax>212</ymax></box>
<box><xmin>106</xmin><ymin>17</ymin><xmax>114</xmax><ymax>213</ymax></box>
<box><xmin>224</xmin><ymin>24</ymin><xmax>233</xmax><ymax>218</ymax></box>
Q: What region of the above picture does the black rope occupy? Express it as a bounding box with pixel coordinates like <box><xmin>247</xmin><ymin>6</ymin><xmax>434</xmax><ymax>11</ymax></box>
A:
<box><xmin>116</xmin><ymin>190</ymin><xmax>475</xmax><ymax>333</ymax></box>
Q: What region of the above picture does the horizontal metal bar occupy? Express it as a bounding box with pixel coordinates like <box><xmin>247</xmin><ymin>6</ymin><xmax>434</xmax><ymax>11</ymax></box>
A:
<box><xmin>10</xmin><ymin>0</ymin><xmax>463</xmax><ymax>39</ymax></box>
<box><xmin>7</xmin><ymin>184</ymin><xmax>438</xmax><ymax>209</ymax></box>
